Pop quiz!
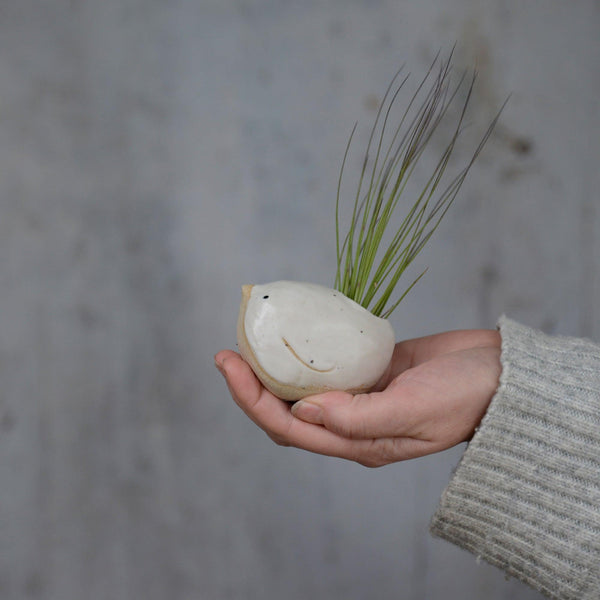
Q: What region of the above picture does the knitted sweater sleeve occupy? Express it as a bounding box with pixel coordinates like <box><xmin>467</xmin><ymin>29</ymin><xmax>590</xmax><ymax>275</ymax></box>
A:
<box><xmin>430</xmin><ymin>316</ymin><xmax>600</xmax><ymax>600</ymax></box>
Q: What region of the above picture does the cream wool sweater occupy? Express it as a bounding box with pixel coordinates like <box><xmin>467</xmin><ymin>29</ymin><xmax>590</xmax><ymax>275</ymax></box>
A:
<box><xmin>431</xmin><ymin>316</ymin><xmax>600</xmax><ymax>599</ymax></box>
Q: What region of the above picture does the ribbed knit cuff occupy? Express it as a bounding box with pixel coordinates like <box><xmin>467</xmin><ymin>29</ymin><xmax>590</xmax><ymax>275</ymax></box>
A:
<box><xmin>430</xmin><ymin>316</ymin><xmax>600</xmax><ymax>600</ymax></box>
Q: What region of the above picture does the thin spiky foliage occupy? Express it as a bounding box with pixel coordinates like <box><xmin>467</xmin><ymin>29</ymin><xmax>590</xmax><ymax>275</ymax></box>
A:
<box><xmin>335</xmin><ymin>53</ymin><xmax>503</xmax><ymax>318</ymax></box>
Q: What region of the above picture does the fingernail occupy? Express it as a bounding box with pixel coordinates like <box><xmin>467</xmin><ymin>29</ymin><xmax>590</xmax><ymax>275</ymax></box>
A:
<box><xmin>291</xmin><ymin>400</ymin><xmax>323</xmax><ymax>424</ymax></box>
<box><xmin>214</xmin><ymin>358</ymin><xmax>226</xmax><ymax>377</ymax></box>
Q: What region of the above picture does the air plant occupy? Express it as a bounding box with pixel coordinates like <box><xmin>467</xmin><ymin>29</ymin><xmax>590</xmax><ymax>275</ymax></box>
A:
<box><xmin>237</xmin><ymin>52</ymin><xmax>503</xmax><ymax>400</ymax></box>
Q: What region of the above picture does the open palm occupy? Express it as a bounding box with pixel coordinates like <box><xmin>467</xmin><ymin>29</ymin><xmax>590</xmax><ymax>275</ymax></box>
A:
<box><xmin>215</xmin><ymin>328</ymin><xmax>501</xmax><ymax>467</ymax></box>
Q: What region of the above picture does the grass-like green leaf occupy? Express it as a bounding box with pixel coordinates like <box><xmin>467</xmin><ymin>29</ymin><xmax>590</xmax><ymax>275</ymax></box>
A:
<box><xmin>335</xmin><ymin>51</ymin><xmax>505</xmax><ymax>317</ymax></box>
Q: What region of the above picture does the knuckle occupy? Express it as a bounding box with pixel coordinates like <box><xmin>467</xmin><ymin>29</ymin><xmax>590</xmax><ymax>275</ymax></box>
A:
<box><xmin>267</xmin><ymin>432</ymin><xmax>291</xmax><ymax>447</ymax></box>
<box><xmin>333</xmin><ymin>393</ymin><xmax>371</xmax><ymax>439</ymax></box>
<box><xmin>356</xmin><ymin>439</ymin><xmax>399</xmax><ymax>468</ymax></box>
<box><xmin>381</xmin><ymin>438</ymin><xmax>402</xmax><ymax>462</ymax></box>
<box><xmin>335</xmin><ymin>420</ymin><xmax>360</xmax><ymax>440</ymax></box>
<box><xmin>356</xmin><ymin>456</ymin><xmax>383</xmax><ymax>468</ymax></box>
<box><xmin>353</xmin><ymin>446</ymin><xmax>382</xmax><ymax>469</ymax></box>
<box><xmin>351</xmin><ymin>392</ymin><xmax>372</xmax><ymax>408</ymax></box>
<box><xmin>266</xmin><ymin>415</ymin><xmax>297</xmax><ymax>447</ymax></box>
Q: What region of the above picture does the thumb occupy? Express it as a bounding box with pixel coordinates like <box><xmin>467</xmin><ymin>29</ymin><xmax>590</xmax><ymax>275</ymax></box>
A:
<box><xmin>291</xmin><ymin>383</ymin><xmax>417</xmax><ymax>440</ymax></box>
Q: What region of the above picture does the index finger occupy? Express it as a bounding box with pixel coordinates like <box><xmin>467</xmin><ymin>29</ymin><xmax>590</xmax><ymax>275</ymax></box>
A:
<box><xmin>292</xmin><ymin>377</ymin><xmax>423</xmax><ymax>441</ymax></box>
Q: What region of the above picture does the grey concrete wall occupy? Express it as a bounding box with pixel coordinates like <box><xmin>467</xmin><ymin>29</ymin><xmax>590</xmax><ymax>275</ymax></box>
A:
<box><xmin>0</xmin><ymin>1</ymin><xmax>598</xmax><ymax>599</ymax></box>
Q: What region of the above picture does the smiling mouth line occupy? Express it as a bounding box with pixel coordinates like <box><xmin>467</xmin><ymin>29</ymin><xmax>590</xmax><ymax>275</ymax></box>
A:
<box><xmin>282</xmin><ymin>337</ymin><xmax>334</xmax><ymax>373</ymax></box>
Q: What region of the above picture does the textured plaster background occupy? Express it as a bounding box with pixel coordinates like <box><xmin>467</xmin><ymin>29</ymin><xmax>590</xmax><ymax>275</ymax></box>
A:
<box><xmin>0</xmin><ymin>1</ymin><xmax>598</xmax><ymax>598</ymax></box>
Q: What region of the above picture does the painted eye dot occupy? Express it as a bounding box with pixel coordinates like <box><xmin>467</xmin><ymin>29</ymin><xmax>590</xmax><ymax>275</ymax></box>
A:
<box><xmin>263</xmin><ymin>295</ymin><xmax>269</xmax><ymax>299</ymax></box>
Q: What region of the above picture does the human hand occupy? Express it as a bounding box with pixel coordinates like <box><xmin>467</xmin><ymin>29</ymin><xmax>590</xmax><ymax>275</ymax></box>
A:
<box><xmin>214</xmin><ymin>329</ymin><xmax>501</xmax><ymax>467</ymax></box>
